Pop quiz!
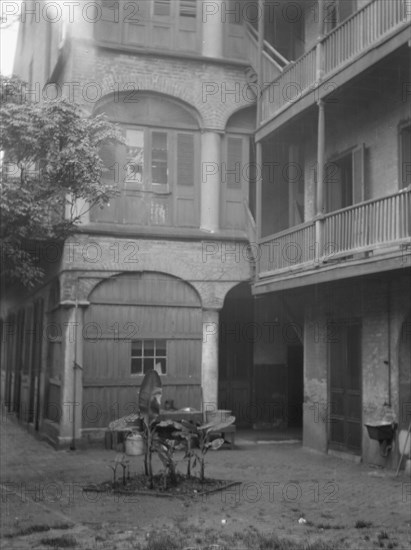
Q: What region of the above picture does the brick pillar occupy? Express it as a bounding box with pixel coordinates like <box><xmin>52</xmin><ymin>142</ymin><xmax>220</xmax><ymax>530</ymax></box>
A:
<box><xmin>201</xmin><ymin>308</ymin><xmax>220</xmax><ymax>412</ymax></box>
<box><xmin>201</xmin><ymin>130</ymin><xmax>221</xmax><ymax>232</ymax></box>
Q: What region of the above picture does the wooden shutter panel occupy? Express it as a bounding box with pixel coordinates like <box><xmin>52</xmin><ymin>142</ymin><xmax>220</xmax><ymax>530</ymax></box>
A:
<box><xmin>177</xmin><ymin>133</ymin><xmax>194</xmax><ymax>186</ymax></box>
<box><xmin>227</xmin><ymin>137</ymin><xmax>243</xmax><ymax>189</ymax></box>
<box><xmin>352</xmin><ymin>143</ymin><xmax>365</xmax><ymax>203</ymax></box>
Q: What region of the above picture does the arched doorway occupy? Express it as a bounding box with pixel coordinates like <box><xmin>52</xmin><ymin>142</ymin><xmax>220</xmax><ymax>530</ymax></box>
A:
<box><xmin>83</xmin><ymin>272</ymin><xmax>202</xmax><ymax>430</ymax></box>
<box><xmin>218</xmin><ymin>282</ymin><xmax>254</xmax><ymax>427</ymax></box>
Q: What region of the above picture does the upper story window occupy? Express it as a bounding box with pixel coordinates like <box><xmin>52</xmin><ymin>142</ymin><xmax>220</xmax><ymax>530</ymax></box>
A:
<box><xmin>96</xmin><ymin>0</ymin><xmax>199</xmax><ymax>53</ymax></box>
<box><xmin>92</xmin><ymin>94</ymin><xmax>200</xmax><ymax>227</ymax></box>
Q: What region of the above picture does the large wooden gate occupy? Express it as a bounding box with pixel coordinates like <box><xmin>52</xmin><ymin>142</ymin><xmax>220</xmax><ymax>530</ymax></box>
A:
<box><xmin>82</xmin><ymin>273</ymin><xmax>202</xmax><ymax>429</ymax></box>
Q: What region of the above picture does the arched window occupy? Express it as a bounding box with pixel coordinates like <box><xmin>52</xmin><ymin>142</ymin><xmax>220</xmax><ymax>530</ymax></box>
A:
<box><xmin>92</xmin><ymin>94</ymin><xmax>201</xmax><ymax>228</ymax></box>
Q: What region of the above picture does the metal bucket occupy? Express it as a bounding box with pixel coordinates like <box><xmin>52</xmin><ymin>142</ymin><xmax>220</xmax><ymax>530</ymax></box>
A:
<box><xmin>125</xmin><ymin>433</ymin><xmax>145</xmax><ymax>456</ymax></box>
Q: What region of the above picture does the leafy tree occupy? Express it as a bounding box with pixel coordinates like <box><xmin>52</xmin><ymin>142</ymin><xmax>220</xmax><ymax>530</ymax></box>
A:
<box><xmin>0</xmin><ymin>75</ymin><xmax>123</xmax><ymax>287</ymax></box>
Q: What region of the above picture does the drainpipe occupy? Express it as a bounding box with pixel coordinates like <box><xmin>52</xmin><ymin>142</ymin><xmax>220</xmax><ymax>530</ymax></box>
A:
<box><xmin>70</xmin><ymin>282</ymin><xmax>79</xmax><ymax>450</ymax></box>
<box><xmin>384</xmin><ymin>280</ymin><xmax>392</xmax><ymax>407</ymax></box>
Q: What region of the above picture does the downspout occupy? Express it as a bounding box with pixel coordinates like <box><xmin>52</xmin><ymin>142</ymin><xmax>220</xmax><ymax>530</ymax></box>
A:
<box><xmin>384</xmin><ymin>280</ymin><xmax>392</xmax><ymax>407</ymax></box>
<box><xmin>70</xmin><ymin>279</ymin><xmax>80</xmax><ymax>450</ymax></box>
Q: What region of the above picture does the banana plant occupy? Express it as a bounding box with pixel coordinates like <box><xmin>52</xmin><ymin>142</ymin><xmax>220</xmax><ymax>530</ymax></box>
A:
<box><xmin>138</xmin><ymin>369</ymin><xmax>163</xmax><ymax>488</ymax></box>
<box><xmin>181</xmin><ymin>416</ymin><xmax>236</xmax><ymax>483</ymax></box>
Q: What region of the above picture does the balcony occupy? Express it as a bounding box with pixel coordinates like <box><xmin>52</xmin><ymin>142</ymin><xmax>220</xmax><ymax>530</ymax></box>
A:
<box><xmin>261</xmin><ymin>0</ymin><xmax>410</xmax><ymax>123</ymax></box>
<box><xmin>257</xmin><ymin>190</ymin><xmax>411</xmax><ymax>284</ymax></box>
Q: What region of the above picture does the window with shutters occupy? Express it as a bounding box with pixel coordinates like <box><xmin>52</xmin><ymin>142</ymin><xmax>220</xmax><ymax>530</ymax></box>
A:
<box><xmin>93</xmin><ymin>94</ymin><xmax>200</xmax><ymax>227</ymax></box>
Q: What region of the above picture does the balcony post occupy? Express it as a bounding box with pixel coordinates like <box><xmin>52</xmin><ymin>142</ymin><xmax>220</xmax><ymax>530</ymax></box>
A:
<box><xmin>316</xmin><ymin>0</ymin><xmax>325</xmax><ymax>81</ymax></box>
<box><xmin>256</xmin><ymin>140</ymin><xmax>262</xmax><ymax>241</ymax></box>
<box><xmin>200</xmin><ymin>130</ymin><xmax>221</xmax><ymax>232</ymax></box>
<box><xmin>201</xmin><ymin>0</ymin><xmax>224</xmax><ymax>58</ymax></box>
<box><xmin>316</xmin><ymin>99</ymin><xmax>325</xmax><ymax>259</ymax></box>
<box><xmin>257</xmin><ymin>0</ymin><xmax>265</xmax><ymax>123</ymax></box>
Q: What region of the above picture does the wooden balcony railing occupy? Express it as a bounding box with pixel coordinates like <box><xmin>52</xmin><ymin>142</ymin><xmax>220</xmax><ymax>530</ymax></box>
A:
<box><xmin>323</xmin><ymin>0</ymin><xmax>409</xmax><ymax>74</ymax></box>
<box><xmin>258</xmin><ymin>190</ymin><xmax>411</xmax><ymax>278</ymax></box>
<box><xmin>261</xmin><ymin>0</ymin><xmax>409</xmax><ymax>122</ymax></box>
<box><xmin>323</xmin><ymin>189</ymin><xmax>411</xmax><ymax>257</ymax></box>
<box><xmin>259</xmin><ymin>221</ymin><xmax>316</xmax><ymax>274</ymax></box>
<box><xmin>261</xmin><ymin>48</ymin><xmax>317</xmax><ymax>121</ymax></box>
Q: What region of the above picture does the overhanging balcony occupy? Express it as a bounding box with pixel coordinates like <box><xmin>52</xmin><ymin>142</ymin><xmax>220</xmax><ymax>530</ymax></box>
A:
<box><xmin>260</xmin><ymin>0</ymin><xmax>410</xmax><ymax>126</ymax></box>
<box><xmin>256</xmin><ymin>190</ymin><xmax>411</xmax><ymax>290</ymax></box>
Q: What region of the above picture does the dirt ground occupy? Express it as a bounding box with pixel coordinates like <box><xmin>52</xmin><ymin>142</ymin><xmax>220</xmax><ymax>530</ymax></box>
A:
<box><xmin>1</xmin><ymin>415</ymin><xmax>410</xmax><ymax>550</ymax></box>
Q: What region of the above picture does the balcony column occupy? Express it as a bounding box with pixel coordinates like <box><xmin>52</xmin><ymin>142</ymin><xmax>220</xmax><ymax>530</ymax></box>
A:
<box><xmin>201</xmin><ymin>309</ymin><xmax>220</xmax><ymax>413</ymax></box>
<box><xmin>257</xmin><ymin>0</ymin><xmax>265</xmax><ymax>123</ymax></box>
<box><xmin>201</xmin><ymin>0</ymin><xmax>224</xmax><ymax>58</ymax></box>
<box><xmin>316</xmin><ymin>99</ymin><xmax>326</xmax><ymax>258</ymax></box>
<box><xmin>200</xmin><ymin>130</ymin><xmax>221</xmax><ymax>232</ymax></box>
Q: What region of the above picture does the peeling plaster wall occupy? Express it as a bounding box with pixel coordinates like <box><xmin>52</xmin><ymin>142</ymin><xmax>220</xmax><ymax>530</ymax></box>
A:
<box><xmin>302</xmin><ymin>271</ymin><xmax>411</xmax><ymax>467</ymax></box>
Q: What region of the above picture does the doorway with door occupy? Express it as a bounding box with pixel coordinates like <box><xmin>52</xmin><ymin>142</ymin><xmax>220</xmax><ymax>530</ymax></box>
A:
<box><xmin>329</xmin><ymin>320</ymin><xmax>362</xmax><ymax>454</ymax></box>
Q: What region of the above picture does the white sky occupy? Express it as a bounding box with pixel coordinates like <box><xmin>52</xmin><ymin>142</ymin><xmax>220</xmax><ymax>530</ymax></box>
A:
<box><xmin>1</xmin><ymin>2</ymin><xmax>22</xmax><ymax>76</ymax></box>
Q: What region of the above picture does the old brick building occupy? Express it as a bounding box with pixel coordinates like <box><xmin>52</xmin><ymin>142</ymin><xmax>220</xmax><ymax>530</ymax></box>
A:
<box><xmin>1</xmin><ymin>0</ymin><xmax>410</xmax><ymax>469</ymax></box>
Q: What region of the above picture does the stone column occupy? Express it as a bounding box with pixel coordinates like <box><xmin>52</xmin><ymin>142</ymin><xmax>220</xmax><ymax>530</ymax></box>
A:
<box><xmin>201</xmin><ymin>131</ymin><xmax>221</xmax><ymax>232</ymax></box>
<box><xmin>201</xmin><ymin>0</ymin><xmax>224</xmax><ymax>58</ymax></box>
<box><xmin>201</xmin><ymin>308</ymin><xmax>220</xmax><ymax>413</ymax></box>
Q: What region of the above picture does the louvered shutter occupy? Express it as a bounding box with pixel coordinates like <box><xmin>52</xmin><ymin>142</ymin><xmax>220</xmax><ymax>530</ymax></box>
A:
<box><xmin>227</xmin><ymin>137</ymin><xmax>243</xmax><ymax>189</ymax></box>
<box><xmin>177</xmin><ymin>133</ymin><xmax>194</xmax><ymax>186</ymax></box>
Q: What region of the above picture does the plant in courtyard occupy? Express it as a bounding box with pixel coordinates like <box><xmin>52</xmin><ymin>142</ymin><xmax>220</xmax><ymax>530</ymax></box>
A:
<box><xmin>181</xmin><ymin>416</ymin><xmax>236</xmax><ymax>483</ymax></box>
<box><xmin>0</xmin><ymin>74</ymin><xmax>123</xmax><ymax>287</ymax></box>
<box><xmin>138</xmin><ymin>369</ymin><xmax>163</xmax><ymax>488</ymax></box>
<box><xmin>108</xmin><ymin>453</ymin><xmax>129</xmax><ymax>486</ymax></box>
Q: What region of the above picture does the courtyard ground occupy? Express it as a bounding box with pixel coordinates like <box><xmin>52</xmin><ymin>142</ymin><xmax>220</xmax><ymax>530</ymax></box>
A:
<box><xmin>0</xmin><ymin>415</ymin><xmax>410</xmax><ymax>550</ymax></box>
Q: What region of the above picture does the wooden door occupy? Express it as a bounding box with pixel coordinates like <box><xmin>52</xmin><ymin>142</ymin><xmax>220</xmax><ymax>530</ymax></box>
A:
<box><xmin>329</xmin><ymin>321</ymin><xmax>362</xmax><ymax>454</ymax></box>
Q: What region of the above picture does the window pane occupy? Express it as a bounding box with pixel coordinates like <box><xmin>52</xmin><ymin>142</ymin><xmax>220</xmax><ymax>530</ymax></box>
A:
<box><xmin>144</xmin><ymin>340</ymin><xmax>155</xmax><ymax>355</ymax></box>
<box><xmin>143</xmin><ymin>357</ymin><xmax>155</xmax><ymax>373</ymax></box>
<box><xmin>155</xmin><ymin>358</ymin><xmax>166</xmax><ymax>374</ymax></box>
<box><xmin>151</xmin><ymin>132</ymin><xmax>168</xmax><ymax>185</ymax></box>
<box><xmin>125</xmin><ymin>129</ymin><xmax>144</xmax><ymax>183</ymax></box>
<box><xmin>156</xmin><ymin>339</ymin><xmax>167</xmax><ymax>356</ymax></box>
<box><xmin>131</xmin><ymin>358</ymin><xmax>142</xmax><ymax>375</ymax></box>
<box><xmin>131</xmin><ymin>341</ymin><xmax>142</xmax><ymax>356</ymax></box>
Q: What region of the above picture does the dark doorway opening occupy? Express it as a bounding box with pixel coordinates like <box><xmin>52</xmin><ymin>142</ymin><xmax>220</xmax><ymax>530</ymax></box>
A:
<box><xmin>219</xmin><ymin>283</ymin><xmax>254</xmax><ymax>427</ymax></box>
